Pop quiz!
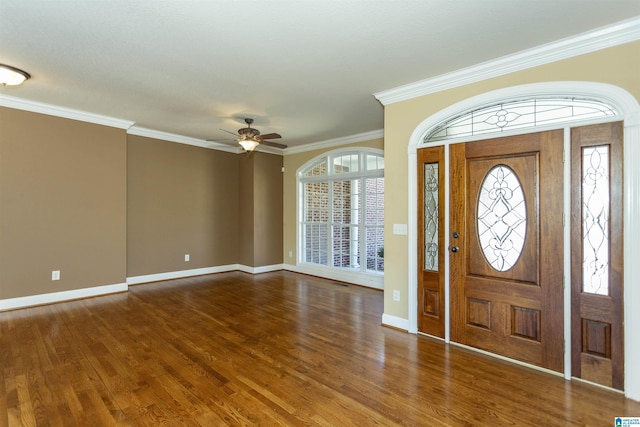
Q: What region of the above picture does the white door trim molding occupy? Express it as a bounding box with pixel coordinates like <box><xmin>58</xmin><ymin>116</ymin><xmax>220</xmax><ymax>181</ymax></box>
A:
<box><xmin>404</xmin><ymin>81</ymin><xmax>640</xmax><ymax>400</ymax></box>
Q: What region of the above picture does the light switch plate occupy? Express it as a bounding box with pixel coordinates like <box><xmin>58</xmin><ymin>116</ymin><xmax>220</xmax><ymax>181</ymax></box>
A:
<box><xmin>393</xmin><ymin>224</ymin><xmax>408</xmax><ymax>235</ymax></box>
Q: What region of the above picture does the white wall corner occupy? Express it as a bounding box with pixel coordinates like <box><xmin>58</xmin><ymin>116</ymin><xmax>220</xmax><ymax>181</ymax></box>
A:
<box><xmin>237</xmin><ymin>264</ymin><xmax>286</xmax><ymax>274</ymax></box>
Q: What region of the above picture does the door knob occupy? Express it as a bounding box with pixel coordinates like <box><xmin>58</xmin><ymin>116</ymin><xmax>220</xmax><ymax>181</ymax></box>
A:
<box><xmin>451</xmin><ymin>246</ymin><xmax>459</xmax><ymax>253</ymax></box>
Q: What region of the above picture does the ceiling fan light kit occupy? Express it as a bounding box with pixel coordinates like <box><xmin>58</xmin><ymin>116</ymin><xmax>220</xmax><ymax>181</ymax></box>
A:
<box><xmin>238</xmin><ymin>137</ymin><xmax>260</xmax><ymax>152</ymax></box>
<box><xmin>0</xmin><ymin>63</ymin><xmax>31</xmax><ymax>86</ymax></box>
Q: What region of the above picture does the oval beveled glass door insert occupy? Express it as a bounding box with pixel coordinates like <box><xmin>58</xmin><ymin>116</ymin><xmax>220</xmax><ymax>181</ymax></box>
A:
<box><xmin>477</xmin><ymin>165</ymin><xmax>526</xmax><ymax>271</ymax></box>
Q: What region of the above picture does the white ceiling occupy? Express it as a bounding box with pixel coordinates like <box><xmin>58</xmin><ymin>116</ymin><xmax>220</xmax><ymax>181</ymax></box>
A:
<box><xmin>1</xmin><ymin>1</ymin><xmax>639</xmax><ymax>150</ymax></box>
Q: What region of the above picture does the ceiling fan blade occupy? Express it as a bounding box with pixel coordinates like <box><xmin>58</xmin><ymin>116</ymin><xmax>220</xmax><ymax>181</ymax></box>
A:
<box><xmin>260</xmin><ymin>140</ymin><xmax>288</xmax><ymax>149</ymax></box>
<box><xmin>206</xmin><ymin>139</ymin><xmax>240</xmax><ymax>146</ymax></box>
<box><xmin>258</xmin><ymin>133</ymin><xmax>282</xmax><ymax>140</ymax></box>
<box><xmin>220</xmin><ymin>128</ymin><xmax>240</xmax><ymax>137</ymax></box>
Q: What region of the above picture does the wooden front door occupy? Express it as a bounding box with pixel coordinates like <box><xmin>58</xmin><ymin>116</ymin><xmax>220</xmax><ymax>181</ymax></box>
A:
<box><xmin>450</xmin><ymin>131</ymin><xmax>564</xmax><ymax>372</ymax></box>
<box><xmin>417</xmin><ymin>146</ymin><xmax>445</xmax><ymax>338</ymax></box>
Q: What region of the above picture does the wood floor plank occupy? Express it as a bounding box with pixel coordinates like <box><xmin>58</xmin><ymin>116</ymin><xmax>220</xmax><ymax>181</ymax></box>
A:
<box><xmin>1</xmin><ymin>270</ymin><xmax>639</xmax><ymax>426</ymax></box>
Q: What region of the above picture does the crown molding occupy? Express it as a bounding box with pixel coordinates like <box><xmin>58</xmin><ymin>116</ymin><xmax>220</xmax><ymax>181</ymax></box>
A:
<box><xmin>0</xmin><ymin>94</ymin><xmax>135</xmax><ymax>129</ymax></box>
<box><xmin>374</xmin><ymin>16</ymin><xmax>640</xmax><ymax>106</ymax></box>
<box><xmin>127</xmin><ymin>126</ymin><xmax>240</xmax><ymax>153</ymax></box>
<box><xmin>283</xmin><ymin>129</ymin><xmax>384</xmax><ymax>155</ymax></box>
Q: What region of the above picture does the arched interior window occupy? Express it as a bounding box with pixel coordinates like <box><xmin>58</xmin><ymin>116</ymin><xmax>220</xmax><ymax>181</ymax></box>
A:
<box><xmin>298</xmin><ymin>149</ymin><xmax>384</xmax><ymax>274</ymax></box>
<box><xmin>424</xmin><ymin>97</ymin><xmax>618</xmax><ymax>143</ymax></box>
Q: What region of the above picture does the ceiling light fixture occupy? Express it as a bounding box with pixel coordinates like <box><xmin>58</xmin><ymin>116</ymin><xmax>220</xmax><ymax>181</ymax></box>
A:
<box><xmin>238</xmin><ymin>137</ymin><xmax>260</xmax><ymax>152</ymax></box>
<box><xmin>0</xmin><ymin>64</ymin><xmax>31</xmax><ymax>86</ymax></box>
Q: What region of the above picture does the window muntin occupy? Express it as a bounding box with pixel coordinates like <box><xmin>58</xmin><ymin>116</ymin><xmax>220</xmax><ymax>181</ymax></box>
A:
<box><xmin>424</xmin><ymin>98</ymin><xmax>617</xmax><ymax>143</ymax></box>
<box><xmin>299</xmin><ymin>150</ymin><xmax>384</xmax><ymax>274</ymax></box>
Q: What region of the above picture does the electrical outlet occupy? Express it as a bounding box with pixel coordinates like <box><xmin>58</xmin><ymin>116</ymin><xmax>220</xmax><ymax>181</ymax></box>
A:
<box><xmin>184</xmin><ymin>254</ymin><xmax>190</xmax><ymax>262</ymax></box>
<box><xmin>52</xmin><ymin>270</ymin><xmax>60</xmax><ymax>281</ymax></box>
<box><xmin>393</xmin><ymin>290</ymin><xmax>400</xmax><ymax>301</ymax></box>
<box><xmin>288</xmin><ymin>250</ymin><xmax>293</xmax><ymax>258</ymax></box>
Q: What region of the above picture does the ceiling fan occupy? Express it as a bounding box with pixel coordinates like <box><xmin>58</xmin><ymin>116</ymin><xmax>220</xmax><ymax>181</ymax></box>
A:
<box><xmin>219</xmin><ymin>118</ymin><xmax>287</xmax><ymax>151</ymax></box>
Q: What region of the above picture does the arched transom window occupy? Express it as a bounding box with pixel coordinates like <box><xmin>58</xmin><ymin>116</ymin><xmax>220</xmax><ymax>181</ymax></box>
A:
<box><xmin>424</xmin><ymin>97</ymin><xmax>618</xmax><ymax>143</ymax></box>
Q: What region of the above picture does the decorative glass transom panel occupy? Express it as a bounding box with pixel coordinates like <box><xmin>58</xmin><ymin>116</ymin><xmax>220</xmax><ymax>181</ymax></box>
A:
<box><xmin>582</xmin><ymin>146</ymin><xmax>610</xmax><ymax>296</ymax></box>
<box><xmin>423</xmin><ymin>163</ymin><xmax>439</xmax><ymax>271</ymax></box>
<box><xmin>424</xmin><ymin>98</ymin><xmax>617</xmax><ymax>143</ymax></box>
<box><xmin>477</xmin><ymin>165</ymin><xmax>526</xmax><ymax>272</ymax></box>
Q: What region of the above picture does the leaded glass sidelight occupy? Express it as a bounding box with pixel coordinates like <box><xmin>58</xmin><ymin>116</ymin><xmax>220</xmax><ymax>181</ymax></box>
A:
<box><xmin>477</xmin><ymin>165</ymin><xmax>526</xmax><ymax>272</ymax></box>
<box><xmin>582</xmin><ymin>146</ymin><xmax>610</xmax><ymax>296</ymax></box>
<box><xmin>424</xmin><ymin>163</ymin><xmax>439</xmax><ymax>271</ymax></box>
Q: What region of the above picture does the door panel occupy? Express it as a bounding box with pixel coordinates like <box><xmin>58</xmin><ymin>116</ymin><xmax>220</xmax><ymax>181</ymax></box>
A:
<box><xmin>417</xmin><ymin>146</ymin><xmax>445</xmax><ymax>337</ymax></box>
<box><xmin>571</xmin><ymin>121</ymin><xmax>624</xmax><ymax>390</ymax></box>
<box><xmin>450</xmin><ymin>131</ymin><xmax>564</xmax><ymax>372</ymax></box>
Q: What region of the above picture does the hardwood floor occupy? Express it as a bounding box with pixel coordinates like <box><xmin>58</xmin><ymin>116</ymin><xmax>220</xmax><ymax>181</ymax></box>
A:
<box><xmin>1</xmin><ymin>271</ymin><xmax>638</xmax><ymax>426</ymax></box>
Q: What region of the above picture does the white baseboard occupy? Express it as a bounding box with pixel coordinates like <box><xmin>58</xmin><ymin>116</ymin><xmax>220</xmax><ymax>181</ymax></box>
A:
<box><xmin>0</xmin><ymin>263</ymin><xmax>366</xmax><ymax>312</ymax></box>
<box><xmin>236</xmin><ymin>264</ymin><xmax>286</xmax><ymax>274</ymax></box>
<box><xmin>0</xmin><ymin>282</ymin><xmax>128</xmax><ymax>312</ymax></box>
<box><xmin>126</xmin><ymin>263</ymin><xmax>287</xmax><ymax>285</ymax></box>
<box><xmin>283</xmin><ymin>263</ymin><xmax>384</xmax><ymax>290</ymax></box>
<box><xmin>381</xmin><ymin>313</ymin><xmax>409</xmax><ymax>331</ymax></box>
<box><xmin>126</xmin><ymin>264</ymin><xmax>240</xmax><ymax>285</ymax></box>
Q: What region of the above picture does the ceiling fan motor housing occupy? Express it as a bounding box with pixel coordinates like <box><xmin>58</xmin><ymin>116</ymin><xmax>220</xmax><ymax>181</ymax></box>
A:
<box><xmin>238</xmin><ymin>127</ymin><xmax>260</xmax><ymax>138</ymax></box>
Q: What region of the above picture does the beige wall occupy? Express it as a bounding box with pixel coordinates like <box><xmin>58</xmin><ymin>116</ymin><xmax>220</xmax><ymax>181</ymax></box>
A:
<box><xmin>0</xmin><ymin>108</ymin><xmax>286</xmax><ymax>302</ymax></box>
<box><xmin>238</xmin><ymin>154</ymin><xmax>254</xmax><ymax>267</ymax></box>
<box><xmin>237</xmin><ymin>151</ymin><xmax>284</xmax><ymax>267</ymax></box>
<box><xmin>127</xmin><ymin>135</ymin><xmax>240</xmax><ymax>276</ymax></box>
<box><xmin>252</xmin><ymin>152</ymin><xmax>284</xmax><ymax>267</ymax></box>
<box><xmin>382</xmin><ymin>41</ymin><xmax>640</xmax><ymax>320</ymax></box>
<box><xmin>282</xmin><ymin>138</ymin><xmax>384</xmax><ymax>265</ymax></box>
<box><xmin>0</xmin><ymin>108</ymin><xmax>127</xmax><ymax>299</ymax></box>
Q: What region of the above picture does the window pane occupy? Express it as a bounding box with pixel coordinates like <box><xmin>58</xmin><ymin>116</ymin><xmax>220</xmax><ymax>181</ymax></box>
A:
<box><xmin>333</xmin><ymin>154</ymin><xmax>359</xmax><ymax>174</ymax></box>
<box><xmin>366</xmin><ymin>226</ymin><xmax>384</xmax><ymax>272</ymax></box>
<box><xmin>477</xmin><ymin>165</ymin><xmax>526</xmax><ymax>272</ymax></box>
<box><xmin>366</xmin><ymin>154</ymin><xmax>384</xmax><ymax>171</ymax></box>
<box><xmin>333</xmin><ymin>225</ymin><xmax>360</xmax><ymax>269</ymax></box>
<box><xmin>305</xmin><ymin>160</ymin><xmax>328</xmax><ymax>177</ymax></box>
<box><xmin>365</xmin><ymin>177</ymin><xmax>384</xmax><ymax>226</ymax></box>
<box><xmin>365</xmin><ymin>177</ymin><xmax>384</xmax><ymax>273</ymax></box>
<box><xmin>304</xmin><ymin>224</ymin><xmax>328</xmax><ymax>266</ymax></box>
<box><xmin>582</xmin><ymin>146</ymin><xmax>610</xmax><ymax>296</ymax></box>
<box><xmin>423</xmin><ymin>163</ymin><xmax>439</xmax><ymax>271</ymax></box>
